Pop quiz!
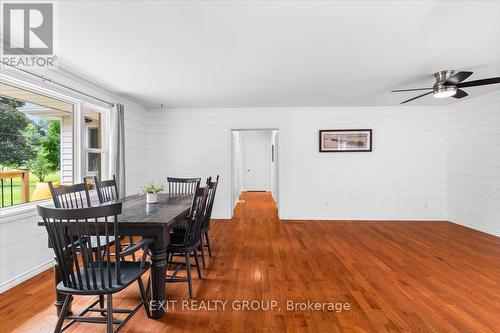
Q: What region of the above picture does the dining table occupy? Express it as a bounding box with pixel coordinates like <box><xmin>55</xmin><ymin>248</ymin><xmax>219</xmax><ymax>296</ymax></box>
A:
<box><xmin>38</xmin><ymin>193</ymin><xmax>193</xmax><ymax>319</ymax></box>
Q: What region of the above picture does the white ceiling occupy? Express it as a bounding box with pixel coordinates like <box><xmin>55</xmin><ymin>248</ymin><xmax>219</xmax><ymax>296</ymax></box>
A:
<box><xmin>55</xmin><ymin>0</ymin><xmax>500</xmax><ymax>108</ymax></box>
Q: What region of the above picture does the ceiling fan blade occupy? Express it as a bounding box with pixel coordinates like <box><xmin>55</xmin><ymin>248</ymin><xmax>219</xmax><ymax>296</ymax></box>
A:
<box><xmin>392</xmin><ymin>88</ymin><xmax>432</xmax><ymax>92</ymax></box>
<box><xmin>444</xmin><ymin>71</ymin><xmax>473</xmax><ymax>85</ymax></box>
<box><xmin>452</xmin><ymin>89</ymin><xmax>468</xmax><ymax>99</ymax></box>
<box><xmin>458</xmin><ymin>77</ymin><xmax>500</xmax><ymax>88</ymax></box>
<box><xmin>400</xmin><ymin>91</ymin><xmax>433</xmax><ymax>104</ymax></box>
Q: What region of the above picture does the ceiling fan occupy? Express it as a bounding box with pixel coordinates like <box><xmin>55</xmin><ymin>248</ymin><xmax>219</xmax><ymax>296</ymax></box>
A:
<box><xmin>392</xmin><ymin>70</ymin><xmax>500</xmax><ymax>104</ymax></box>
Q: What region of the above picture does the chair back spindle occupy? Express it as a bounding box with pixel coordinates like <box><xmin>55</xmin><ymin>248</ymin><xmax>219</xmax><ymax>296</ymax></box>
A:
<box><xmin>167</xmin><ymin>177</ymin><xmax>201</xmax><ymax>196</ymax></box>
<box><xmin>94</xmin><ymin>175</ymin><xmax>119</xmax><ymax>204</ymax></box>
<box><xmin>49</xmin><ymin>182</ymin><xmax>91</xmax><ymax>209</ymax></box>
<box><xmin>167</xmin><ymin>177</ymin><xmax>201</xmax><ymax>219</ymax></box>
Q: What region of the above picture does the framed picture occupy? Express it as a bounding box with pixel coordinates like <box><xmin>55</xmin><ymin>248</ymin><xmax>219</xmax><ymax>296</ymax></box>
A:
<box><xmin>319</xmin><ymin>129</ymin><xmax>372</xmax><ymax>152</ymax></box>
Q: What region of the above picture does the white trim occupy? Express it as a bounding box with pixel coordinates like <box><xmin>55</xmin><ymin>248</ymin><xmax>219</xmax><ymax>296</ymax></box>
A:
<box><xmin>0</xmin><ymin>259</ymin><xmax>53</xmax><ymax>293</ymax></box>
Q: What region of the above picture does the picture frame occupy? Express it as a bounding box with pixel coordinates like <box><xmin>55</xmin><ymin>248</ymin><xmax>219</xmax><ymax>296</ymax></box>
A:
<box><xmin>319</xmin><ymin>129</ymin><xmax>372</xmax><ymax>152</ymax></box>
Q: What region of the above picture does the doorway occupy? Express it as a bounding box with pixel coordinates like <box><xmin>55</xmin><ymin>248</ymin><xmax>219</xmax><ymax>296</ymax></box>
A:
<box><xmin>230</xmin><ymin>129</ymin><xmax>280</xmax><ymax>217</ymax></box>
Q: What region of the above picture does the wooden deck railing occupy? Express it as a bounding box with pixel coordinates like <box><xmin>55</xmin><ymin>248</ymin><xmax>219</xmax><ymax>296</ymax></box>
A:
<box><xmin>0</xmin><ymin>169</ymin><xmax>30</xmax><ymax>207</ymax></box>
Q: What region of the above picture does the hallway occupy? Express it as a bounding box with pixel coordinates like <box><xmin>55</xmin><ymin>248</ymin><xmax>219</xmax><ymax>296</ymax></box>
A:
<box><xmin>1</xmin><ymin>192</ymin><xmax>499</xmax><ymax>332</ymax></box>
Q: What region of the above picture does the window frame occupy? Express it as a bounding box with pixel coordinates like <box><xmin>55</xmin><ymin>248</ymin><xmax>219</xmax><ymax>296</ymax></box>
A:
<box><xmin>0</xmin><ymin>74</ymin><xmax>112</xmax><ymax>214</ymax></box>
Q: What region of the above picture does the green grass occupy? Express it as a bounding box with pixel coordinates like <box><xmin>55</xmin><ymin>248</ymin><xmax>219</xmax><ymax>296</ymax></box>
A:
<box><xmin>0</xmin><ymin>171</ymin><xmax>60</xmax><ymax>207</ymax></box>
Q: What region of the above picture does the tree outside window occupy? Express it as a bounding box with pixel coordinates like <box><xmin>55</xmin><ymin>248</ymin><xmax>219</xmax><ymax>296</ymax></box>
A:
<box><xmin>0</xmin><ymin>97</ymin><xmax>61</xmax><ymax>205</ymax></box>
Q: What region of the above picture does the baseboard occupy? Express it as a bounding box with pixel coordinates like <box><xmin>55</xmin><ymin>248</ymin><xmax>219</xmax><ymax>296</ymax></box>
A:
<box><xmin>212</xmin><ymin>218</ymin><xmax>231</xmax><ymax>222</ymax></box>
<box><xmin>449</xmin><ymin>220</ymin><xmax>500</xmax><ymax>237</ymax></box>
<box><xmin>0</xmin><ymin>260</ymin><xmax>53</xmax><ymax>293</ymax></box>
<box><xmin>230</xmin><ymin>199</ymin><xmax>245</xmax><ymax>217</ymax></box>
<box><xmin>233</xmin><ymin>199</ymin><xmax>240</xmax><ymax>210</ymax></box>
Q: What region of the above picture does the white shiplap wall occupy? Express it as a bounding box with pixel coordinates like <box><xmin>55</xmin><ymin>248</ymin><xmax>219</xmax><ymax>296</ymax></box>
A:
<box><xmin>0</xmin><ymin>70</ymin><xmax>149</xmax><ymax>292</ymax></box>
<box><xmin>123</xmin><ymin>103</ymin><xmax>149</xmax><ymax>195</ymax></box>
<box><xmin>447</xmin><ymin>91</ymin><xmax>500</xmax><ymax>237</ymax></box>
<box><xmin>145</xmin><ymin>106</ymin><xmax>448</xmax><ymax>221</ymax></box>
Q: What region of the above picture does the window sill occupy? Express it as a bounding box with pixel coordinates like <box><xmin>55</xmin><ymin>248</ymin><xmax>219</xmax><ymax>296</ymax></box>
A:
<box><xmin>0</xmin><ymin>193</ymin><xmax>100</xmax><ymax>224</ymax></box>
<box><xmin>0</xmin><ymin>199</ymin><xmax>53</xmax><ymax>224</ymax></box>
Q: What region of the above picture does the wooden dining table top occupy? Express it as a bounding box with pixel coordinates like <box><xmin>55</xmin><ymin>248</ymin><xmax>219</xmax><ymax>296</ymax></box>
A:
<box><xmin>37</xmin><ymin>193</ymin><xmax>192</xmax><ymax>227</ymax></box>
<box><xmin>118</xmin><ymin>193</ymin><xmax>192</xmax><ymax>226</ymax></box>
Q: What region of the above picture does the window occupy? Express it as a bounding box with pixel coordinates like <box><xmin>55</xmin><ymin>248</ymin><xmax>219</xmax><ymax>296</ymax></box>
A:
<box><xmin>88</xmin><ymin>127</ymin><xmax>99</xmax><ymax>148</ymax></box>
<box><xmin>88</xmin><ymin>153</ymin><xmax>101</xmax><ymax>173</ymax></box>
<box><xmin>84</xmin><ymin>105</ymin><xmax>108</xmax><ymax>180</ymax></box>
<box><xmin>0</xmin><ymin>80</ymin><xmax>110</xmax><ymax>208</ymax></box>
<box><xmin>0</xmin><ymin>83</ymin><xmax>73</xmax><ymax>207</ymax></box>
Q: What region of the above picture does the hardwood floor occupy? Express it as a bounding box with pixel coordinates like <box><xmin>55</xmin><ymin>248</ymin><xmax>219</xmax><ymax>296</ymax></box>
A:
<box><xmin>1</xmin><ymin>192</ymin><xmax>499</xmax><ymax>332</ymax></box>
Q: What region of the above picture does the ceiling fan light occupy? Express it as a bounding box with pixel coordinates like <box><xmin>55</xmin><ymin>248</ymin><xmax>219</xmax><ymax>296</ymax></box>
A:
<box><xmin>433</xmin><ymin>85</ymin><xmax>457</xmax><ymax>98</ymax></box>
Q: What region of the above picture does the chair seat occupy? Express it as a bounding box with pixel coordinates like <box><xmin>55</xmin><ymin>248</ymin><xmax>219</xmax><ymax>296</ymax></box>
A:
<box><xmin>168</xmin><ymin>229</ymin><xmax>199</xmax><ymax>251</ymax></box>
<box><xmin>169</xmin><ymin>230</ymin><xmax>187</xmax><ymax>245</ymax></box>
<box><xmin>57</xmin><ymin>261</ymin><xmax>150</xmax><ymax>295</ymax></box>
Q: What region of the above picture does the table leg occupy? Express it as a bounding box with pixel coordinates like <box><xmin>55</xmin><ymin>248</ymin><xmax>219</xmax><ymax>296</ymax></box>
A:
<box><xmin>53</xmin><ymin>256</ymin><xmax>72</xmax><ymax>316</ymax></box>
<box><xmin>149</xmin><ymin>248</ymin><xmax>168</xmax><ymax>319</ymax></box>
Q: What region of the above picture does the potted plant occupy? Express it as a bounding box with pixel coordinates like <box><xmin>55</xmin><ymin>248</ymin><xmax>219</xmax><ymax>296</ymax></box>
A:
<box><xmin>139</xmin><ymin>183</ymin><xmax>164</xmax><ymax>204</ymax></box>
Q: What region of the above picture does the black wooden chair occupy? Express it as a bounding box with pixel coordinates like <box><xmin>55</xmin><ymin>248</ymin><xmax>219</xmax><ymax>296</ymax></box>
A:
<box><xmin>166</xmin><ymin>186</ymin><xmax>209</xmax><ymax>298</ymax></box>
<box><xmin>199</xmin><ymin>175</ymin><xmax>219</xmax><ymax>268</ymax></box>
<box><xmin>93</xmin><ymin>176</ymin><xmax>137</xmax><ymax>261</ymax></box>
<box><xmin>167</xmin><ymin>177</ymin><xmax>201</xmax><ymax>197</ymax></box>
<box><xmin>94</xmin><ymin>175</ymin><xmax>119</xmax><ymax>203</ymax></box>
<box><xmin>167</xmin><ymin>177</ymin><xmax>201</xmax><ymax>231</ymax></box>
<box><xmin>49</xmin><ymin>181</ymin><xmax>121</xmax><ymax>320</ymax></box>
<box><xmin>37</xmin><ymin>203</ymin><xmax>152</xmax><ymax>333</ymax></box>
